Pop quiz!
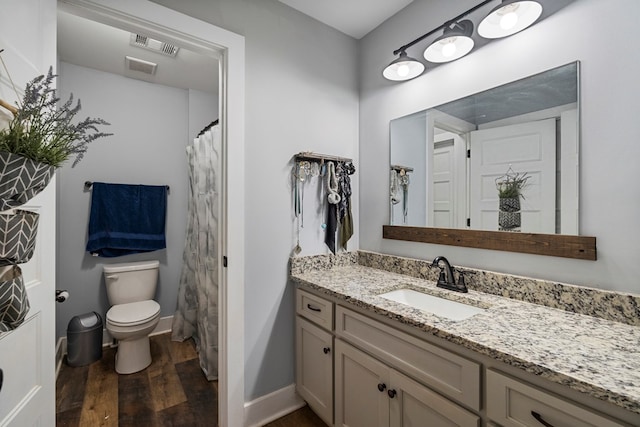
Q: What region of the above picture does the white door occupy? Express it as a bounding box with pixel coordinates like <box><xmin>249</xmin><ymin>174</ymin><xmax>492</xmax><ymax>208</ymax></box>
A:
<box><xmin>0</xmin><ymin>0</ymin><xmax>57</xmax><ymax>426</ymax></box>
<box><xmin>432</xmin><ymin>139</ymin><xmax>456</xmax><ymax>228</ymax></box>
<box><xmin>469</xmin><ymin>119</ymin><xmax>556</xmax><ymax>233</ymax></box>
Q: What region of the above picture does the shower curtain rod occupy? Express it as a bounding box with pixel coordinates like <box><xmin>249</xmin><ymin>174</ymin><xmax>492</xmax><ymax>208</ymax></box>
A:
<box><xmin>84</xmin><ymin>181</ymin><xmax>170</xmax><ymax>191</ymax></box>
<box><xmin>197</xmin><ymin>118</ymin><xmax>219</xmax><ymax>137</ymax></box>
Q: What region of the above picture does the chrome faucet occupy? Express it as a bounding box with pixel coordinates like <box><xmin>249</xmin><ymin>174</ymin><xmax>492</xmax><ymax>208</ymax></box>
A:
<box><xmin>431</xmin><ymin>256</ymin><xmax>467</xmax><ymax>293</ymax></box>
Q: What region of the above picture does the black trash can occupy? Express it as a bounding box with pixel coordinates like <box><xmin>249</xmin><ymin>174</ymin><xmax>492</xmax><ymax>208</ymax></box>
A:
<box><xmin>66</xmin><ymin>312</ymin><xmax>103</xmax><ymax>367</ymax></box>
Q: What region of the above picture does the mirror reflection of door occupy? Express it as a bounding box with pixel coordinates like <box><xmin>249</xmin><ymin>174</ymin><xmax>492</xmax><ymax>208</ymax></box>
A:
<box><xmin>431</xmin><ymin>128</ymin><xmax>466</xmax><ymax>229</ymax></box>
<box><xmin>469</xmin><ymin>119</ymin><xmax>556</xmax><ymax>233</ymax></box>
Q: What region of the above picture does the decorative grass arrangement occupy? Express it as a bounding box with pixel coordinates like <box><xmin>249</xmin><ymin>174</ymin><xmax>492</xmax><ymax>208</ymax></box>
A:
<box><xmin>0</xmin><ymin>66</ymin><xmax>112</xmax><ymax>167</ymax></box>
<box><xmin>496</xmin><ymin>171</ymin><xmax>530</xmax><ymax>199</ymax></box>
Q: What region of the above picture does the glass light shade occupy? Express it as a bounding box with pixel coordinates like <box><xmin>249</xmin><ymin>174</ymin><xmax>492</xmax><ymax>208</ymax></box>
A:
<box><xmin>478</xmin><ymin>0</ymin><xmax>543</xmax><ymax>39</ymax></box>
<box><xmin>383</xmin><ymin>52</ymin><xmax>425</xmax><ymax>81</ymax></box>
<box><xmin>424</xmin><ymin>20</ymin><xmax>474</xmax><ymax>63</ymax></box>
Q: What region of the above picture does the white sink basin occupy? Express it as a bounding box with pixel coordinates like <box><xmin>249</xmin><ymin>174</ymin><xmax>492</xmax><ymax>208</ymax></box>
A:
<box><xmin>379</xmin><ymin>289</ymin><xmax>486</xmax><ymax>321</ymax></box>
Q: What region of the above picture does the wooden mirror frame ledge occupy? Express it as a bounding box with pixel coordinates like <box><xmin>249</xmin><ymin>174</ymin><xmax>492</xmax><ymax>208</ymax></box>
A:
<box><xmin>383</xmin><ymin>226</ymin><xmax>597</xmax><ymax>261</ymax></box>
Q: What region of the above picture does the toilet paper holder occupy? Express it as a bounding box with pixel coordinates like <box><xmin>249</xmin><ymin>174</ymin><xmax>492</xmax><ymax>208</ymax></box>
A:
<box><xmin>56</xmin><ymin>290</ymin><xmax>69</xmax><ymax>303</ymax></box>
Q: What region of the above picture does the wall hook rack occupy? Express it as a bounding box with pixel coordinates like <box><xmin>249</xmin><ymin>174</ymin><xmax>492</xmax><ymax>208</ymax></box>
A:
<box><xmin>294</xmin><ymin>152</ymin><xmax>353</xmax><ymax>164</ymax></box>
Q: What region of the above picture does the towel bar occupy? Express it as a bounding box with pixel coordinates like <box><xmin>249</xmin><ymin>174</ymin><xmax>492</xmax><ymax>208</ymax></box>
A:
<box><xmin>84</xmin><ymin>181</ymin><xmax>170</xmax><ymax>191</ymax></box>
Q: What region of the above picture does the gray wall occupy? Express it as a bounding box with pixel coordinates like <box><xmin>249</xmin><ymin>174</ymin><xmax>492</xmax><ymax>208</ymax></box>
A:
<box><xmin>188</xmin><ymin>88</ymin><xmax>219</xmax><ymax>140</ymax></box>
<box><xmin>390</xmin><ymin>112</ymin><xmax>427</xmax><ymax>226</ymax></box>
<box><xmin>56</xmin><ymin>61</ymin><xmax>217</xmax><ymax>338</ymax></box>
<box><xmin>359</xmin><ymin>0</ymin><xmax>640</xmax><ymax>293</ymax></box>
<box><xmin>151</xmin><ymin>0</ymin><xmax>359</xmax><ymax>401</ymax></box>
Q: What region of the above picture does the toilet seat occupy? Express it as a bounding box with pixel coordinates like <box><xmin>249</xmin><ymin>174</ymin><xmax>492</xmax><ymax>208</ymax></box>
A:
<box><xmin>107</xmin><ymin>300</ymin><xmax>160</xmax><ymax>327</ymax></box>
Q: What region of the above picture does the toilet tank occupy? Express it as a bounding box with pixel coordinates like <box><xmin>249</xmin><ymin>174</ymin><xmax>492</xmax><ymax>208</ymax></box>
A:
<box><xmin>103</xmin><ymin>260</ymin><xmax>160</xmax><ymax>305</ymax></box>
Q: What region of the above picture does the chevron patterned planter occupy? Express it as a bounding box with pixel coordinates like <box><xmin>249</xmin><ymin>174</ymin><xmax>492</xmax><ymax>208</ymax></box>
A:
<box><xmin>0</xmin><ymin>151</ymin><xmax>54</xmax><ymax>211</ymax></box>
<box><xmin>0</xmin><ymin>265</ymin><xmax>30</xmax><ymax>332</ymax></box>
<box><xmin>0</xmin><ymin>210</ymin><xmax>39</xmax><ymax>267</ymax></box>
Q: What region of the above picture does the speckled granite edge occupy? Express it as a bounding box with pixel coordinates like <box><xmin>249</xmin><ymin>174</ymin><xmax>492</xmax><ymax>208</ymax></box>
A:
<box><xmin>291</xmin><ymin>251</ymin><xmax>640</xmax><ymax>326</ymax></box>
<box><xmin>289</xmin><ymin>251</ymin><xmax>358</xmax><ymax>275</ymax></box>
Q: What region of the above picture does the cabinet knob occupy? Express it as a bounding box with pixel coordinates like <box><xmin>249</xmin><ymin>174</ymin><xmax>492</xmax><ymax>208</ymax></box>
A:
<box><xmin>323</xmin><ymin>346</ymin><xmax>331</xmax><ymax>354</ymax></box>
<box><xmin>531</xmin><ymin>411</ymin><xmax>555</xmax><ymax>427</ymax></box>
<box><xmin>377</xmin><ymin>383</ymin><xmax>386</xmax><ymax>392</ymax></box>
<box><xmin>387</xmin><ymin>389</ymin><xmax>397</xmax><ymax>398</ymax></box>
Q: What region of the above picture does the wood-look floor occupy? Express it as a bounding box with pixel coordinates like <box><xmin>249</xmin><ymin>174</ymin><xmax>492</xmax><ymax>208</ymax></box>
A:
<box><xmin>56</xmin><ymin>333</ymin><xmax>326</xmax><ymax>427</ymax></box>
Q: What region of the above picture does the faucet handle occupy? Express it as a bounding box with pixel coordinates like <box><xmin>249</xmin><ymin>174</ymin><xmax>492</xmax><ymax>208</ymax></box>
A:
<box><xmin>457</xmin><ymin>272</ymin><xmax>468</xmax><ymax>292</ymax></box>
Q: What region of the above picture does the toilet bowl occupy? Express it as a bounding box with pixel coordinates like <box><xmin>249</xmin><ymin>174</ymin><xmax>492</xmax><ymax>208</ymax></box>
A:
<box><xmin>103</xmin><ymin>260</ymin><xmax>160</xmax><ymax>374</ymax></box>
<box><xmin>106</xmin><ymin>300</ymin><xmax>160</xmax><ymax>374</ymax></box>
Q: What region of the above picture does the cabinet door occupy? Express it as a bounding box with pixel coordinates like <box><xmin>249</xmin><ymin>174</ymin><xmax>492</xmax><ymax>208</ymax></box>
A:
<box><xmin>296</xmin><ymin>317</ymin><xmax>334</xmax><ymax>426</ymax></box>
<box><xmin>335</xmin><ymin>340</ymin><xmax>390</xmax><ymax>427</ymax></box>
<box><xmin>389</xmin><ymin>370</ymin><xmax>479</xmax><ymax>427</ymax></box>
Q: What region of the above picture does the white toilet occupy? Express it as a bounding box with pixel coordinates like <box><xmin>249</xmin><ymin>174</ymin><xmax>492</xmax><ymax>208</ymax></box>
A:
<box><xmin>103</xmin><ymin>260</ymin><xmax>161</xmax><ymax>374</ymax></box>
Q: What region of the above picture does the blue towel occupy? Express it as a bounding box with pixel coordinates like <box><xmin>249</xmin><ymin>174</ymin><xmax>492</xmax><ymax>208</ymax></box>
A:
<box><xmin>86</xmin><ymin>182</ymin><xmax>167</xmax><ymax>257</ymax></box>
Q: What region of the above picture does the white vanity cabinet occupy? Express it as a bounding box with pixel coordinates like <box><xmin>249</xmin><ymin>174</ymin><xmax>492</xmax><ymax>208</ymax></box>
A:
<box><xmin>294</xmin><ymin>287</ymin><xmax>636</xmax><ymax>427</ymax></box>
<box><xmin>296</xmin><ymin>288</ymin><xmax>480</xmax><ymax>427</ymax></box>
<box><xmin>295</xmin><ymin>290</ymin><xmax>334</xmax><ymax>426</ymax></box>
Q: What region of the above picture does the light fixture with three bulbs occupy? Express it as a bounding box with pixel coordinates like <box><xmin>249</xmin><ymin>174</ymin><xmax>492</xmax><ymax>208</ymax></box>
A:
<box><xmin>383</xmin><ymin>0</ymin><xmax>543</xmax><ymax>82</ymax></box>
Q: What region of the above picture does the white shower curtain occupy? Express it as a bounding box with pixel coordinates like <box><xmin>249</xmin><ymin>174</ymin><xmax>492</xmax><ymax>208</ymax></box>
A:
<box><xmin>172</xmin><ymin>123</ymin><xmax>221</xmax><ymax>380</ymax></box>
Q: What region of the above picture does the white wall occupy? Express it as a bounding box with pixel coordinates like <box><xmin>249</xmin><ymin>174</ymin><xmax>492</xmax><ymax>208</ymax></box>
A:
<box><xmin>151</xmin><ymin>0</ymin><xmax>360</xmax><ymax>401</ymax></box>
<box><xmin>359</xmin><ymin>0</ymin><xmax>640</xmax><ymax>293</ymax></box>
<box><xmin>55</xmin><ymin>62</ymin><xmax>216</xmax><ymax>338</ymax></box>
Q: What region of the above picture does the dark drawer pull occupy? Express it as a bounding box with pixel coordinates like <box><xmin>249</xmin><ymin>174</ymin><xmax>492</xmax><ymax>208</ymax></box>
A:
<box><xmin>323</xmin><ymin>346</ymin><xmax>331</xmax><ymax>354</ymax></box>
<box><xmin>306</xmin><ymin>303</ymin><xmax>322</xmax><ymax>312</ymax></box>
<box><xmin>387</xmin><ymin>389</ymin><xmax>397</xmax><ymax>398</ymax></box>
<box><xmin>377</xmin><ymin>383</ymin><xmax>386</xmax><ymax>392</ymax></box>
<box><xmin>532</xmin><ymin>411</ymin><xmax>555</xmax><ymax>427</ymax></box>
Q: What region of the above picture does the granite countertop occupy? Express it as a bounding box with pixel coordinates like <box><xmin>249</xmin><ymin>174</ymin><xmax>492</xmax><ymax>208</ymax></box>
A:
<box><xmin>291</xmin><ymin>264</ymin><xmax>640</xmax><ymax>415</ymax></box>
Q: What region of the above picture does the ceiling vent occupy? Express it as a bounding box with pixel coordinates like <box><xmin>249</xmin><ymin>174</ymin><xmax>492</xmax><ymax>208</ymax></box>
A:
<box><xmin>130</xmin><ymin>33</ymin><xmax>179</xmax><ymax>57</ymax></box>
<box><xmin>125</xmin><ymin>56</ymin><xmax>158</xmax><ymax>75</ymax></box>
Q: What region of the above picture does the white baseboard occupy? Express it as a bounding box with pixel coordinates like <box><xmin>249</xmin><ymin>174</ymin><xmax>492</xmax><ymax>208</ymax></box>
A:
<box><xmin>56</xmin><ymin>315</ymin><xmax>174</xmax><ymax>377</ymax></box>
<box><xmin>244</xmin><ymin>384</ymin><xmax>305</xmax><ymax>427</ymax></box>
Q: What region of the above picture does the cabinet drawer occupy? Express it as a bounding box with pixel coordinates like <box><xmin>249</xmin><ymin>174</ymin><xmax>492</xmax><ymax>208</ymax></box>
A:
<box><xmin>296</xmin><ymin>289</ymin><xmax>333</xmax><ymax>330</ymax></box>
<box><xmin>486</xmin><ymin>370</ymin><xmax>626</xmax><ymax>427</ymax></box>
<box><xmin>336</xmin><ymin>306</ymin><xmax>480</xmax><ymax>411</ymax></box>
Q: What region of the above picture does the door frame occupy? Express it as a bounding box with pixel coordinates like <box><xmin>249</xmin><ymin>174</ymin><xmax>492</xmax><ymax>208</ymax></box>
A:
<box><xmin>57</xmin><ymin>1</ymin><xmax>246</xmax><ymax>425</ymax></box>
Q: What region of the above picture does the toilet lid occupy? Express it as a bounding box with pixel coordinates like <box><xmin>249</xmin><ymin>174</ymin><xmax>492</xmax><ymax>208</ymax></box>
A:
<box><xmin>107</xmin><ymin>300</ymin><xmax>160</xmax><ymax>327</ymax></box>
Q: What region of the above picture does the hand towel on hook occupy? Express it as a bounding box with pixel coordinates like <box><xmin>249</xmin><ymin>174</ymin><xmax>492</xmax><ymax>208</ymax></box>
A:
<box><xmin>86</xmin><ymin>182</ymin><xmax>167</xmax><ymax>257</ymax></box>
